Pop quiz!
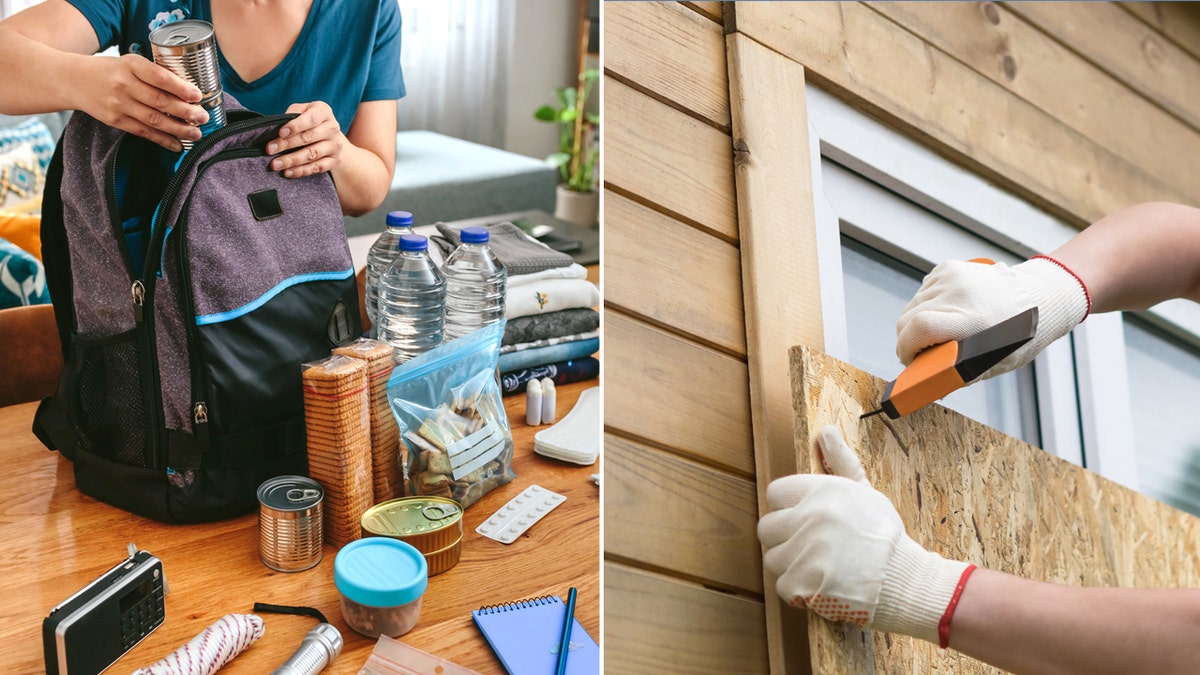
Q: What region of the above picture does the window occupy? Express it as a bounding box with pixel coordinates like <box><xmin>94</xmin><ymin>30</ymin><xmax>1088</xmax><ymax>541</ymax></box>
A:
<box><xmin>1123</xmin><ymin>317</ymin><xmax>1200</xmax><ymax>516</ymax></box>
<box><xmin>807</xmin><ymin>85</ymin><xmax>1200</xmax><ymax>517</ymax></box>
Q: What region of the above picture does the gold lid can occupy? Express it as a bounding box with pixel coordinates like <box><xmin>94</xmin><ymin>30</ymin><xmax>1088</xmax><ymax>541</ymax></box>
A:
<box><xmin>361</xmin><ymin>497</ymin><xmax>463</xmax><ymax>555</ymax></box>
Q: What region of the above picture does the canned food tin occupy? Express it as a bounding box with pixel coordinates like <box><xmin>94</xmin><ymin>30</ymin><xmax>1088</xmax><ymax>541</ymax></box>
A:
<box><xmin>148</xmin><ymin>19</ymin><xmax>226</xmax><ymax>147</ymax></box>
<box><xmin>258</xmin><ymin>476</ymin><xmax>324</xmax><ymax>572</ymax></box>
<box><xmin>361</xmin><ymin>497</ymin><xmax>463</xmax><ymax>575</ymax></box>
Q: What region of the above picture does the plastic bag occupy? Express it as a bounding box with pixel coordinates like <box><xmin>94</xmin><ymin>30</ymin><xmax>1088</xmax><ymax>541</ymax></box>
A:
<box><xmin>387</xmin><ymin>321</ymin><xmax>514</xmax><ymax>509</ymax></box>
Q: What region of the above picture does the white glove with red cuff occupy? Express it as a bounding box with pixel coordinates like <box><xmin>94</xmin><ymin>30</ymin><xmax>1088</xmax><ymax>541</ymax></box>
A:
<box><xmin>758</xmin><ymin>426</ymin><xmax>976</xmax><ymax>647</ymax></box>
<box><xmin>896</xmin><ymin>256</ymin><xmax>1091</xmax><ymax>380</ymax></box>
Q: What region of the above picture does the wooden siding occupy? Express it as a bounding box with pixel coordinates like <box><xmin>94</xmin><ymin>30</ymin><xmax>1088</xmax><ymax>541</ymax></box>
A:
<box><xmin>604</xmin><ymin>2</ymin><xmax>1200</xmax><ymax>673</ymax></box>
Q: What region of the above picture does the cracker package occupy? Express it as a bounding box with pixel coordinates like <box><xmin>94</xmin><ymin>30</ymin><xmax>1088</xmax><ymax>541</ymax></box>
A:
<box><xmin>333</xmin><ymin>338</ymin><xmax>402</xmax><ymax>502</ymax></box>
<box><xmin>301</xmin><ymin>354</ymin><xmax>372</xmax><ymax>547</ymax></box>
<box><xmin>387</xmin><ymin>321</ymin><xmax>514</xmax><ymax>509</ymax></box>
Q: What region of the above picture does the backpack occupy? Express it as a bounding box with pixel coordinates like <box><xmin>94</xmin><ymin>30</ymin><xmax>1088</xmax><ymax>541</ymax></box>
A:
<box><xmin>33</xmin><ymin>104</ymin><xmax>361</xmax><ymax>523</ymax></box>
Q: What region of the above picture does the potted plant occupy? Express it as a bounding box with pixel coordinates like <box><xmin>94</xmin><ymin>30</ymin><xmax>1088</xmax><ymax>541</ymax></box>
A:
<box><xmin>535</xmin><ymin>67</ymin><xmax>599</xmax><ymax>227</ymax></box>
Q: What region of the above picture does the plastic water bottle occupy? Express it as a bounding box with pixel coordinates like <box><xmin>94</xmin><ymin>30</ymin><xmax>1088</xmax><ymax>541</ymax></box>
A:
<box><xmin>376</xmin><ymin>234</ymin><xmax>445</xmax><ymax>364</ymax></box>
<box><xmin>442</xmin><ymin>226</ymin><xmax>507</xmax><ymax>340</ymax></box>
<box><xmin>364</xmin><ymin>211</ymin><xmax>414</xmax><ymax>337</ymax></box>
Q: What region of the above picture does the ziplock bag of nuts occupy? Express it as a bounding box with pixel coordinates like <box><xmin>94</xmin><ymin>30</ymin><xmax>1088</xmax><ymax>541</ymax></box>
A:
<box><xmin>387</xmin><ymin>321</ymin><xmax>515</xmax><ymax>509</ymax></box>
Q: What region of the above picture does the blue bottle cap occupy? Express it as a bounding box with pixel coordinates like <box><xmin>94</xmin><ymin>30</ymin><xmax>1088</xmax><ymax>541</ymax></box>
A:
<box><xmin>398</xmin><ymin>234</ymin><xmax>428</xmax><ymax>252</ymax></box>
<box><xmin>387</xmin><ymin>211</ymin><xmax>414</xmax><ymax>227</ymax></box>
<box><xmin>460</xmin><ymin>226</ymin><xmax>489</xmax><ymax>244</ymax></box>
<box><xmin>334</xmin><ymin>538</ymin><xmax>428</xmax><ymax>607</ymax></box>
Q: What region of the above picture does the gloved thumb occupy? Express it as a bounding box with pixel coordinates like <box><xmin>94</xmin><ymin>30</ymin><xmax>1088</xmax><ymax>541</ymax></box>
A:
<box><xmin>816</xmin><ymin>426</ymin><xmax>870</xmax><ymax>486</ymax></box>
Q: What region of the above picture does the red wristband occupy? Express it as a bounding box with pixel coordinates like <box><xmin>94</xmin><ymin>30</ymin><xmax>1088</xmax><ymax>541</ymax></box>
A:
<box><xmin>937</xmin><ymin>564</ymin><xmax>978</xmax><ymax>649</ymax></box>
<box><xmin>1030</xmin><ymin>254</ymin><xmax>1093</xmax><ymax>318</ymax></box>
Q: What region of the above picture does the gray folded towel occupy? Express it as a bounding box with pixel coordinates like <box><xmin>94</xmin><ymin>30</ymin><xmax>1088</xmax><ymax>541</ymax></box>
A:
<box><xmin>434</xmin><ymin>221</ymin><xmax>575</xmax><ymax>276</ymax></box>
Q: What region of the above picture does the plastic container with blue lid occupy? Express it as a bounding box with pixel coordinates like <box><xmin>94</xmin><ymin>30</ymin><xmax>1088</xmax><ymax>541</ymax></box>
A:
<box><xmin>334</xmin><ymin>537</ymin><xmax>428</xmax><ymax>638</ymax></box>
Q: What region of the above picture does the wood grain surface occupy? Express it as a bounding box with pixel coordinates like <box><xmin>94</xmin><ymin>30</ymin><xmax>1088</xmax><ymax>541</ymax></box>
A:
<box><xmin>0</xmin><ymin>380</ymin><xmax>599</xmax><ymax>674</ymax></box>
<box><xmin>730</xmin><ymin>2</ymin><xmax>1191</xmax><ymax>227</ymax></box>
<box><xmin>790</xmin><ymin>345</ymin><xmax>1200</xmax><ymax>673</ymax></box>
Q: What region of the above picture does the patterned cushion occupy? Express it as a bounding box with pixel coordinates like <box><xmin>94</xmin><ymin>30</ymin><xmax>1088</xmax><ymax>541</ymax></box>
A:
<box><xmin>0</xmin><ymin>237</ymin><xmax>50</xmax><ymax>308</ymax></box>
<box><xmin>0</xmin><ymin>118</ymin><xmax>55</xmax><ymax>172</ymax></box>
<box><xmin>0</xmin><ymin>143</ymin><xmax>44</xmax><ymax>211</ymax></box>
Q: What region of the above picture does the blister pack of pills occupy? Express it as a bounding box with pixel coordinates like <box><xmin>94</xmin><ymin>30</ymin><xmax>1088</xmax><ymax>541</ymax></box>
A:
<box><xmin>475</xmin><ymin>484</ymin><xmax>566</xmax><ymax>544</ymax></box>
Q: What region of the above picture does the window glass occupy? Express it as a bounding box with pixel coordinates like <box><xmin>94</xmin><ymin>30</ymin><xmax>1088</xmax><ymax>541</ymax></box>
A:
<box><xmin>1123</xmin><ymin>316</ymin><xmax>1200</xmax><ymax>517</ymax></box>
<box><xmin>841</xmin><ymin>236</ymin><xmax>1040</xmax><ymax>445</ymax></box>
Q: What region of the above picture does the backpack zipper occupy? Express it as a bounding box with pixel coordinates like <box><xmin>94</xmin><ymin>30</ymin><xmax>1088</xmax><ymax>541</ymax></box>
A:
<box><xmin>174</xmin><ymin>145</ymin><xmax>270</xmax><ymax>453</ymax></box>
<box><xmin>139</xmin><ymin>113</ymin><xmax>293</xmax><ymax>461</ymax></box>
<box><xmin>104</xmin><ymin>138</ymin><xmax>163</xmax><ymax>467</ymax></box>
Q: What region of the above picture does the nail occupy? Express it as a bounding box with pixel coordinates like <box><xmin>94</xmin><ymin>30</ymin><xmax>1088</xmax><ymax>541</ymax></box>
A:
<box><xmin>267</xmin><ymin>142</ymin><xmax>278</xmax><ymax>154</ymax></box>
<box><xmin>189</xmin><ymin>128</ymin><xmax>202</xmax><ymax>140</ymax></box>
<box><xmin>284</xmin><ymin>169</ymin><xmax>294</xmax><ymax>178</ymax></box>
<box><xmin>279</xmin><ymin>127</ymin><xmax>292</xmax><ymax>138</ymax></box>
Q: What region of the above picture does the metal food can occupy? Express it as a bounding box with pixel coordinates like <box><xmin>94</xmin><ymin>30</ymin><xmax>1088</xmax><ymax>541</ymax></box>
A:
<box><xmin>361</xmin><ymin>497</ymin><xmax>463</xmax><ymax>575</ymax></box>
<box><xmin>148</xmin><ymin>19</ymin><xmax>226</xmax><ymax>148</ymax></box>
<box><xmin>258</xmin><ymin>476</ymin><xmax>324</xmax><ymax>572</ymax></box>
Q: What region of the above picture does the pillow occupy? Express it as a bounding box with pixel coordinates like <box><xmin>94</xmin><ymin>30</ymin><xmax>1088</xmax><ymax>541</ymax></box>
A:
<box><xmin>0</xmin><ymin>237</ymin><xmax>50</xmax><ymax>308</ymax></box>
<box><xmin>0</xmin><ymin>117</ymin><xmax>55</xmax><ymax>172</ymax></box>
<box><xmin>0</xmin><ymin>211</ymin><xmax>41</xmax><ymax>260</ymax></box>
<box><xmin>0</xmin><ymin>143</ymin><xmax>44</xmax><ymax>212</ymax></box>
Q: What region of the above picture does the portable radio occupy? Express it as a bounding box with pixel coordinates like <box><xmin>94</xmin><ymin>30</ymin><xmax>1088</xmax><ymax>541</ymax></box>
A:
<box><xmin>42</xmin><ymin>544</ymin><xmax>166</xmax><ymax>675</ymax></box>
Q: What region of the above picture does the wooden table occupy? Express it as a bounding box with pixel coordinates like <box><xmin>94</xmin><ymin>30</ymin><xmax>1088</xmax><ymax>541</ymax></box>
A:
<box><xmin>0</xmin><ymin>380</ymin><xmax>599</xmax><ymax>674</ymax></box>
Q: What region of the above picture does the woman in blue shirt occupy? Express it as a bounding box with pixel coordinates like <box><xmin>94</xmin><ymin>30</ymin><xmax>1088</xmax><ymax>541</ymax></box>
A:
<box><xmin>0</xmin><ymin>0</ymin><xmax>404</xmax><ymax>216</ymax></box>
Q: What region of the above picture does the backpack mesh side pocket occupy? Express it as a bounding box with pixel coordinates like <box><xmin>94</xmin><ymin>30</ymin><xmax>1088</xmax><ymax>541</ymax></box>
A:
<box><xmin>65</xmin><ymin>329</ymin><xmax>149</xmax><ymax>466</ymax></box>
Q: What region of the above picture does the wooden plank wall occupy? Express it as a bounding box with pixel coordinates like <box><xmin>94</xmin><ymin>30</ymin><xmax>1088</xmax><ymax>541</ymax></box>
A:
<box><xmin>603</xmin><ymin>3</ymin><xmax>771</xmax><ymax>673</ymax></box>
<box><xmin>604</xmin><ymin>2</ymin><xmax>1200</xmax><ymax>673</ymax></box>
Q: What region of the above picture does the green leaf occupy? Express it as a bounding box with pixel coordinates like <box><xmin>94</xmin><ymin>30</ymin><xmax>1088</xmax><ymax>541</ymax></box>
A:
<box><xmin>559</xmin><ymin>109</ymin><xmax>578</xmax><ymax>124</ymax></box>
<box><xmin>585</xmin><ymin>112</ymin><xmax>600</xmax><ymax>125</ymax></box>
<box><xmin>546</xmin><ymin>152</ymin><xmax>570</xmax><ymax>168</ymax></box>
<box><xmin>533</xmin><ymin>105</ymin><xmax>557</xmax><ymax>122</ymax></box>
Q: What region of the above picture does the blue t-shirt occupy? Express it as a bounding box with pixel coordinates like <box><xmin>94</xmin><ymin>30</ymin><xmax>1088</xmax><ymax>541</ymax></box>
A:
<box><xmin>66</xmin><ymin>0</ymin><xmax>405</xmax><ymax>131</ymax></box>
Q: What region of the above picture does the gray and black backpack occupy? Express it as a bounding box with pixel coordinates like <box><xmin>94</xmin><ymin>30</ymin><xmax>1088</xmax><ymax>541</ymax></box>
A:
<box><xmin>34</xmin><ymin>103</ymin><xmax>360</xmax><ymax>523</ymax></box>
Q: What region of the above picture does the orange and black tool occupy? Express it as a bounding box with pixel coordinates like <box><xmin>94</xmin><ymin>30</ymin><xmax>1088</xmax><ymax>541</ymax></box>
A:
<box><xmin>861</xmin><ymin>306</ymin><xmax>1039</xmax><ymax>420</ymax></box>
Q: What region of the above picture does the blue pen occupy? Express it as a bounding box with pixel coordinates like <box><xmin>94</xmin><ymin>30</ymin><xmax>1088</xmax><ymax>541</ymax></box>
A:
<box><xmin>554</xmin><ymin>588</ymin><xmax>577</xmax><ymax>675</ymax></box>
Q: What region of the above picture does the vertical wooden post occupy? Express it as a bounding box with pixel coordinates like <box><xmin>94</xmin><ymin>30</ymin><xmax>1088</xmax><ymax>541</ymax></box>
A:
<box><xmin>725</xmin><ymin>14</ymin><xmax>825</xmax><ymax>674</ymax></box>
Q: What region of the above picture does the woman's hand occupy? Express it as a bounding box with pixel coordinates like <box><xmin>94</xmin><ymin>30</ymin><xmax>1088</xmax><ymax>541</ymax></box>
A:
<box><xmin>267</xmin><ymin>101</ymin><xmax>345</xmax><ymax>178</ymax></box>
<box><xmin>79</xmin><ymin>53</ymin><xmax>208</xmax><ymax>152</ymax></box>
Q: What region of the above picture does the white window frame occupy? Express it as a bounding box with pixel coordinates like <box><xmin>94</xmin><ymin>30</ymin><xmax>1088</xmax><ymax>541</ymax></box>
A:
<box><xmin>803</xmin><ymin>85</ymin><xmax>1200</xmax><ymax>493</ymax></box>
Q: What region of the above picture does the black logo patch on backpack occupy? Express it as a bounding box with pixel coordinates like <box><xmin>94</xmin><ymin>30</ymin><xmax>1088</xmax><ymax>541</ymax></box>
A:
<box><xmin>35</xmin><ymin>106</ymin><xmax>361</xmax><ymax>523</ymax></box>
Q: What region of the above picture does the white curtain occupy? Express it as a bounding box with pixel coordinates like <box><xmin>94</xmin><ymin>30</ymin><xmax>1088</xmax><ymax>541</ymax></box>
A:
<box><xmin>396</xmin><ymin>0</ymin><xmax>514</xmax><ymax>148</ymax></box>
<box><xmin>0</xmin><ymin>0</ymin><xmax>42</xmax><ymax>19</ymax></box>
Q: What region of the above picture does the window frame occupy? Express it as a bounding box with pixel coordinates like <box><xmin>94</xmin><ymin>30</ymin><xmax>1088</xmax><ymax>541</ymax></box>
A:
<box><xmin>802</xmin><ymin>84</ymin><xmax>1194</xmax><ymax>492</ymax></box>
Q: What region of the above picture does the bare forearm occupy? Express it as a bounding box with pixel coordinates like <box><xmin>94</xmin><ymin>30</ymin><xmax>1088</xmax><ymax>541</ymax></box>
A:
<box><xmin>950</xmin><ymin>568</ymin><xmax>1200</xmax><ymax>674</ymax></box>
<box><xmin>330</xmin><ymin>141</ymin><xmax>392</xmax><ymax>217</ymax></box>
<box><xmin>0</xmin><ymin>28</ymin><xmax>89</xmax><ymax>114</ymax></box>
<box><xmin>1051</xmin><ymin>202</ymin><xmax>1200</xmax><ymax>313</ymax></box>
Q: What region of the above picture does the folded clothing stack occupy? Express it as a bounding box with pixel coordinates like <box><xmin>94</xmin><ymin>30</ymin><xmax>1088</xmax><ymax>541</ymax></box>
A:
<box><xmin>434</xmin><ymin>221</ymin><xmax>600</xmax><ymax>395</ymax></box>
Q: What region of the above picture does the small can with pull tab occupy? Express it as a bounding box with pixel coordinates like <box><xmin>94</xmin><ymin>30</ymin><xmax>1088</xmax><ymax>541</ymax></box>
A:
<box><xmin>360</xmin><ymin>497</ymin><xmax>463</xmax><ymax>576</ymax></box>
<box><xmin>258</xmin><ymin>476</ymin><xmax>325</xmax><ymax>572</ymax></box>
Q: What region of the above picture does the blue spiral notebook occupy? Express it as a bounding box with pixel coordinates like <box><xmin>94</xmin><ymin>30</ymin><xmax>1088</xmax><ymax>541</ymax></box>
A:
<box><xmin>471</xmin><ymin>595</ymin><xmax>599</xmax><ymax>675</ymax></box>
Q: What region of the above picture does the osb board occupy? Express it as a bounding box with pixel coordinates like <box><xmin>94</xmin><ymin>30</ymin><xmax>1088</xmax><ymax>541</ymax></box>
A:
<box><xmin>789</xmin><ymin>345</ymin><xmax>1200</xmax><ymax>673</ymax></box>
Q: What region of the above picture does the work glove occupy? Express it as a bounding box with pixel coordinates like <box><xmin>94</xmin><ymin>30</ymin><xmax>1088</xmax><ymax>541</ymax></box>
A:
<box><xmin>896</xmin><ymin>255</ymin><xmax>1091</xmax><ymax>380</ymax></box>
<box><xmin>758</xmin><ymin>426</ymin><xmax>975</xmax><ymax>647</ymax></box>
